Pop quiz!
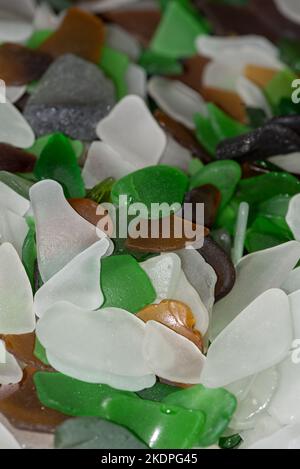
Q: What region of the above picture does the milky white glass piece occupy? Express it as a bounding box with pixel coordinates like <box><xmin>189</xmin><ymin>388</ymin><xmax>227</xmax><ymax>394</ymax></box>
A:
<box><xmin>248</xmin><ymin>423</ymin><xmax>300</xmax><ymax>449</ymax></box>
<box><xmin>229</xmin><ymin>368</ymin><xmax>278</xmax><ymax>431</ymax></box>
<box><xmin>36</xmin><ymin>302</ymin><xmax>151</xmax><ymax>379</ymax></box>
<box><xmin>97</xmin><ymin>95</ymin><xmax>166</xmax><ymax>169</ymax></box>
<box><xmin>140</xmin><ymin>253</ymin><xmax>182</xmax><ymax>304</ymax></box>
<box><xmin>212</xmin><ymin>241</ymin><xmax>300</xmax><ymax>338</ymax></box>
<box><xmin>202</xmin><ymin>289</ymin><xmax>292</xmax><ymax>388</ymax></box>
<box><xmin>282</xmin><ymin>267</ymin><xmax>300</xmax><ymax>294</ymax></box>
<box><xmin>0</xmin><ymin>181</ymin><xmax>30</xmax><ymax>216</ymax></box>
<box><xmin>196</xmin><ymin>35</ymin><xmax>279</xmax><ymax>60</ymax></box>
<box><xmin>126</xmin><ymin>64</ymin><xmax>147</xmax><ymax>99</ymax></box>
<box><xmin>226</xmin><ymin>376</ymin><xmax>255</xmax><ymax>403</ymax></box>
<box><xmin>177</xmin><ymin>248</ymin><xmax>217</xmax><ymax>313</ymax></box>
<box><xmin>274</xmin><ymin>0</ymin><xmax>300</xmax><ymax>25</ymax></box>
<box><xmin>47</xmin><ymin>350</ymin><xmax>155</xmax><ymax>392</ymax></box>
<box><xmin>288</xmin><ymin>290</ymin><xmax>300</xmax><ymax>339</ymax></box>
<box><xmin>30</xmin><ymin>180</ymin><xmax>105</xmax><ymax>282</ymax></box>
<box><xmin>0</xmin><ymin>208</ymin><xmax>29</xmax><ymax>257</ymax></box>
<box><xmin>286</xmin><ymin>195</ymin><xmax>300</xmax><ymax>241</ymax></box>
<box><xmin>239</xmin><ymin>414</ymin><xmax>282</xmax><ymax>449</ymax></box>
<box><xmin>269</xmin><ymin>153</ymin><xmax>300</xmax><ymax>174</ymax></box>
<box><xmin>0</xmin><ymin>243</ymin><xmax>34</xmax><ymax>334</ymax></box>
<box><xmin>236</xmin><ymin>76</ymin><xmax>272</xmax><ymax>118</ymax></box>
<box><xmin>6</xmin><ymin>86</ymin><xmax>26</xmax><ymax>104</ymax></box>
<box><xmin>160</xmin><ymin>136</ymin><xmax>192</xmax><ymax>172</ymax></box>
<box><xmin>148</xmin><ymin>77</ymin><xmax>207</xmax><ymax>130</ymax></box>
<box><xmin>0</xmin><ymin>349</ymin><xmax>23</xmax><ymax>385</ymax></box>
<box><xmin>77</xmin><ymin>0</ymin><xmax>141</xmax><ymax>13</ymax></box>
<box><xmin>143</xmin><ymin>320</ymin><xmax>206</xmax><ymax>384</ymax></box>
<box><xmin>0</xmin><ymin>101</ymin><xmax>35</xmax><ymax>148</ymax></box>
<box><xmin>34</xmin><ymin>1</ymin><xmax>59</xmax><ymax>30</ymax></box>
<box><xmin>269</xmin><ymin>355</ymin><xmax>300</xmax><ymax>425</ymax></box>
<box><xmin>0</xmin><ymin>0</ymin><xmax>34</xmax><ymax>42</ymax></box>
<box><xmin>0</xmin><ymin>339</ymin><xmax>6</xmax><ymax>363</ymax></box>
<box><xmin>0</xmin><ymin>422</ymin><xmax>21</xmax><ymax>449</ymax></box>
<box><xmin>82</xmin><ymin>141</ymin><xmax>135</xmax><ymax>189</ymax></box>
<box><xmin>106</xmin><ymin>24</ymin><xmax>141</xmax><ymax>61</ymax></box>
<box><xmin>34</xmin><ymin>238</ymin><xmax>110</xmax><ymax>318</ymax></box>
<box><xmin>202</xmin><ymin>48</ymin><xmax>283</xmax><ymax>92</ymax></box>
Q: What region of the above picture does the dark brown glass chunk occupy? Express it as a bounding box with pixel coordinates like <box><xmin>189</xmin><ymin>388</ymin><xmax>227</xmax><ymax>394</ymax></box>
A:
<box><xmin>184</xmin><ymin>184</ymin><xmax>221</xmax><ymax>228</ymax></box>
<box><xmin>0</xmin><ymin>143</ymin><xmax>36</xmax><ymax>173</ymax></box>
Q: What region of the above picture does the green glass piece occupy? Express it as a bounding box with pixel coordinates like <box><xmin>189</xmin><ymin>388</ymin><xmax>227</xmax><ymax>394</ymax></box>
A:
<box><xmin>86</xmin><ymin>178</ymin><xmax>115</xmax><ymax>204</ymax></box>
<box><xmin>163</xmin><ymin>385</ymin><xmax>237</xmax><ymax>447</ymax></box>
<box><xmin>150</xmin><ymin>1</ymin><xmax>210</xmax><ymax>59</ymax></box>
<box><xmin>279</xmin><ymin>38</ymin><xmax>300</xmax><ymax>74</ymax></box>
<box><xmin>39</xmin><ymin>0</ymin><xmax>71</xmax><ymax>11</ymax></box>
<box><xmin>22</xmin><ymin>219</ymin><xmax>37</xmax><ymax>291</ymax></box>
<box><xmin>139</xmin><ymin>50</ymin><xmax>183</xmax><ymax>76</ymax></box>
<box><xmin>194</xmin><ymin>113</ymin><xmax>219</xmax><ymax>155</ymax></box>
<box><xmin>246</xmin><ymin>107</ymin><xmax>267</xmax><ymax>128</ymax></box>
<box><xmin>0</xmin><ymin>171</ymin><xmax>33</xmax><ymax>199</ymax></box>
<box><xmin>34</xmin><ymin>372</ymin><xmax>136</xmax><ymax>417</ymax></box>
<box><xmin>34</xmin><ymin>338</ymin><xmax>50</xmax><ymax>366</ymax></box>
<box><xmin>100</xmin><ymin>46</ymin><xmax>129</xmax><ymax>100</ymax></box>
<box><xmin>250</xmin><ymin>215</ymin><xmax>293</xmax><ymax>240</ymax></box>
<box><xmin>111</xmin><ymin>165</ymin><xmax>189</xmax><ymax>217</ymax></box>
<box><xmin>190</xmin><ymin>160</ymin><xmax>241</xmax><ymax>210</ymax></box>
<box><xmin>188</xmin><ymin>158</ymin><xmax>204</xmax><ymax>177</ymax></box>
<box><xmin>232</xmin><ymin>202</ymin><xmax>249</xmax><ymax>265</ymax></box>
<box><xmin>101</xmin><ymin>255</ymin><xmax>156</xmax><ymax>313</ymax></box>
<box><xmin>215</xmin><ymin>198</ymin><xmax>240</xmax><ymax>235</ymax></box>
<box><xmin>104</xmin><ymin>395</ymin><xmax>206</xmax><ymax>449</ymax></box>
<box><xmin>219</xmin><ymin>433</ymin><xmax>242</xmax><ymax>450</ymax></box>
<box><xmin>258</xmin><ymin>194</ymin><xmax>291</xmax><ymax>218</ymax></box>
<box><xmin>28</xmin><ymin>133</ymin><xmax>83</xmax><ymax>160</ymax></box>
<box><xmin>208</xmin><ymin>103</ymin><xmax>250</xmax><ymax>141</ymax></box>
<box><xmin>274</xmin><ymin>97</ymin><xmax>300</xmax><ymax>117</ymax></box>
<box><xmin>34</xmin><ymin>133</ymin><xmax>85</xmax><ymax>199</ymax></box>
<box><xmin>245</xmin><ymin>230</ymin><xmax>287</xmax><ymax>253</ymax></box>
<box><xmin>236</xmin><ymin>172</ymin><xmax>300</xmax><ymax>205</ymax></box>
<box><xmin>137</xmin><ymin>382</ymin><xmax>179</xmax><ymax>402</ymax></box>
<box><xmin>55</xmin><ymin>417</ymin><xmax>147</xmax><ymax>449</ymax></box>
<box><xmin>26</xmin><ymin>29</ymin><xmax>53</xmax><ymax>49</ymax></box>
<box><xmin>264</xmin><ymin>69</ymin><xmax>298</xmax><ymax>109</ymax></box>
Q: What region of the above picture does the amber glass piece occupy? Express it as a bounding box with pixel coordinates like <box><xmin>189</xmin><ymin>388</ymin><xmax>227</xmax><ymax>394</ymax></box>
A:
<box><xmin>201</xmin><ymin>86</ymin><xmax>246</xmax><ymax>124</ymax></box>
<box><xmin>184</xmin><ymin>184</ymin><xmax>221</xmax><ymax>228</ymax></box>
<box><xmin>0</xmin><ymin>143</ymin><xmax>36</xmax><ymax>173</ymax></box>
<box><xmin>173</xmin><ymin>55</ymin><xmax>209</xmax><ymax>92</ymax></box>
<box><xmin>244</xmin><ymin>65</ymin><xmax>278</xmax><ymax>89</ymax></box>
<box><xmin>137</xmin><ymin>300</ymin><xmax>203</xmax><ymax>350</ymax></box>
<box><xmin>0</xmin><ymin>367</ymin><xmax>66</xmax><ymax>433</ymax></box>
<box><xmin>154</xmin><ymin>110</ymin><xmax>211</xmax><ymax>163</ymax></box>
<box><xmin>39</xmin><ymin>8</ymin><xmax>106</xmax><ymax>63</ymax></box>
<box><xmin>102</xmin><ymin>9</ymin><xmax>161</xmax><ymax>47</ymax></box>
<box><xmin>0</xmin><ymin>43</ymin><xmax>52</xmax><ymax>86</ymax></box>
<box><xmin>126</xmin><ymin>215</ymin><xmax>209</xmax><ymax>253</ymax></box>
<box><xmin>1</xmin><ymin>334</ymin><xmax>51</xmax><ymax>371</ymax></box>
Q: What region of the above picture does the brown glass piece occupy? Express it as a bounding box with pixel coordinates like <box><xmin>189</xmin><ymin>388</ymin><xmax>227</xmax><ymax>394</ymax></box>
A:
<box><xmin>39</xmin><ymin>8</ymin><xmax>106</xmax><ymax>63</ymax></box>
<box><xmin>194</xmin><ymin>0</ymin><xmax>300</xmax><ymax>42</ymax></box>
<box><xmin>137</xmin><ymin>300</ymin><xmax>203</xmax><ymax>351</ymax></box>
<box><xmin>102</xmin><ymin>9</ymin><xmax>161</xmax><ymax>47</ymax></box>
<box><xmin>244</xmin><ymin>65</ymin><xmax>277</xmax><ymax>89</ymax></box>
<box><xmin>154</xmin><ymin>110</ymin><xmax>211</xmax><ymax>163</ymax></box>
<box><xmin>69</xmin><ymin>198</ymin><xmax>114</xmax><ymax>237</ymax></box>
<box><xmin>0</xmin><ymin>143</ymin><xmax>36</xmax><ymax>173</ymax></box>
<box><xmin>0</xmin><ymin>43</ymin><xmax>52</xmax><ymax>86</ymax></box>
<box><xmin>0</xmin><ymin>367</ymin><xmax>66</xmax><ymax>433</ymax></box>
<box><xmin>0</xmin><ymin>333</ymin><xmax>51</xmax><ymax>371</ymax></box>
<box><xmin>198</xmin><ymin>236</ymin><xmax>235</xmax><ymax>302</ymax></box>
<box><xmin>184</xmin><ymin>184</ymin><xmax>221</xmax><ymax>228</ymax></box>
<box><xmin>126</xmin><ymin>215</ymin><xmax>209</xmax><ymax>253</ymax></box>
<box><xmin>201</xmin><ymin>86</ymin><xmax>246</xmax><ymax>124</ymax></box>
<box><xmin>172</xmin><ymin>55</ymin><xmax>209</xmax><ymax>92</ymax></box>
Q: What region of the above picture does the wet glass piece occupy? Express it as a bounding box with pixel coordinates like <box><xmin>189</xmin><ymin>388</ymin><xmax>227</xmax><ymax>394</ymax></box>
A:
<box><xmin>101</xmin><ymin>255</ymin><xmax>156</xmax><ymax>313</ymax></box>
<box><xmin>1</xmin><ymin>333</ymin><xmax>50</xmax><ymax>371</ymax></box>
<box><xmin>241</xmin><ymin>160</ymin><xmax>282</xmax><ymax>179</ymax></box>
<box><xmin>137</xmin><ymin>381</ymin><xmax>179</xmax><ymax>402</ymax></box>
<box><xmin>150</xmin><ymin>1</ymin><xmax>210</xmax><ymax>59</ymax></box>
<box><xmin>201</xmin><ymin>87</ymin><xmax>246</xmax><ymax>124</ymax></box>
<box><xmin>24</xmin><ymin>54</ymin><xmax>116</xmax><ymax>141</ymax></box>
<box><xmin>100</xmin><ymin>46</ymin><xmax>129</xmax><ymax>100</ymax></box>
<box><xmin>55</xmin><ymin>417</ymin><xmax>147</xmax><ymax>449</ymax></box>
<box><xmin>264</xmin><ymin>69</ymin><xmax>298</xmax><ymax>109</ymax></box>
<box><xmin>39</xmin><ymin>7</ymin><xmax>105</xmax><ymax>63</ymax></box>
<box><xmin>137</xmin><ymin>300</ymin><xmax>203</xmax><ymax>350</ymax></box>
<box><xmin>154</xmin><ymin>110</ymin><xmax>211</xmax><ymax>164</ymax></box>
<box><xmin>34</xmin><ymin>133</ymin><xmax>85</xmax><ymax>199</ymax></box>
<box><xmin>0</xmin><ymin>367</ymin><xmax>66</xmax><ymax>433</ymax></box>
<box><xmin>216</xmin><ymin>124</ymin><xmax>300</xmax><ymax>161</ymax></box>
<box><xmin>236</xmin><ymin>172</ymin><xmax>300</xmax><ymax>205</ymax></box>
<box><xmin>244</xmin><ymin>64</ymin><xmax>277</xmax><ymax>89</ymax></box>
<box><xmin>22</xmin><ymin>219</ymin><xmax>36</xmax><ymax>290</ymax></box>
<box><xmin>0</xmin><ymin>101</ymin><xmax>35</xmax><ymax>149</ymax></box>
<box><xmin>103</xmin><ymin>394</ymin><xmax>206</xmax><ymax>449</ymax></box>
<box><xmin>198</xmin><ymin>236</ymin><xmax>236</xmax><ymax>302</ymax></box>
<box><xmin>34</xmin><ymin>371</ymin><xmax>137</xmax><ymax>417</ymax></box>
<box><xmin>184</xmin><ymin>184</ymin><xmax>221</xmax><ymax>228</ymax></box>
<box><xmin>279</xmin><ymin>38</ymin><xmax>300</xmax><ymax>74</ymax></box>
<box><xmin>68</xmin><ymin>198</ymin><xmax>104</xmax><ymax>227</ymax></box>
<box><xmin>139</xmin><ymin>50</ymin><xmax>183</xmax><ymax>76</ymax></box>
<box><xmin>86</xmin><ymin>177</ymin><xmax>115</xmax><ymax>205</ymax></box>
<box><xmin>111</xmin><ymin>165</ymin><xmax>189</xmax><ymax>214</ymax></box>
<box><xmin>0</xmin><ymin>172</ymin><xmax>33</xmax><ymax>200</ymax></box>
<box><xmin>0</xmin><ymin>143</ymin><xmax>36</xmax><ymax>173</ymax></box>
<box><xmin>190</xmin><ymin>160</ymin><xmax>241</xmax><ymax>211</ymax></box>
<box><xmin>34</xmin><ymin>337</ymin><xmax>50</xmax><ymax>366</ymax></box>
<box><xmin>174</xmin><ymin>55</ymin><xmax>209</xmax><ymax>92</ymax></box>
<box><xmin>0</xmin><ymin>43</ymin><xmax>52</xmax><ymax>86</ymax></box>
<box><xmin>232</xmin><ymin>202</ymin><xmax>249</xmax><ymax>265</ymax></box>
<box><xmin>28</xmin><ymin>133</ymin><xmax>83</xmax><ymax>160</ymax></box>
<box><xmin>163</xmin><ymin>384</ymin><xmax>237</xmax><ymax>447</ymax></box>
